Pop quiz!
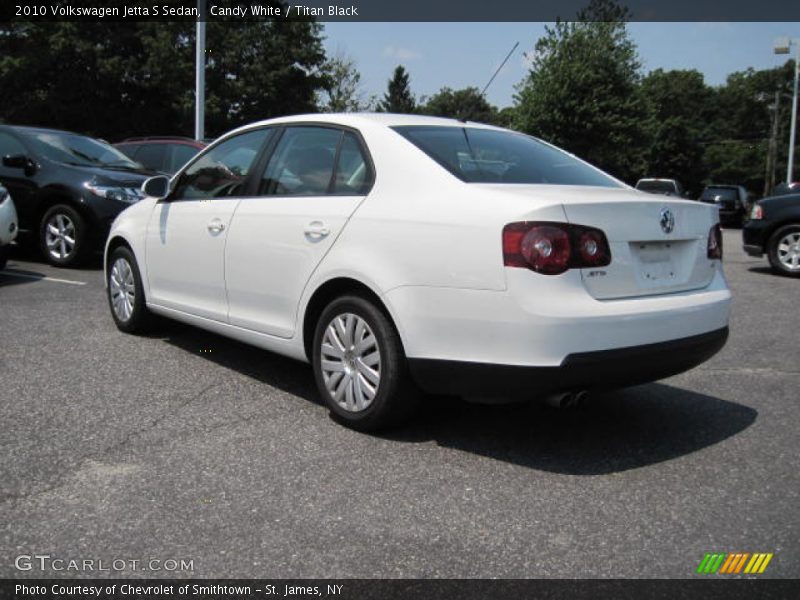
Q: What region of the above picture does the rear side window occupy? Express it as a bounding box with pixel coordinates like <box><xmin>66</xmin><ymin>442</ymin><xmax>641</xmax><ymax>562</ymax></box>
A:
<box><xmin>393</xmin><ymin>126</ymin><xmax>622</xmax><ymax>188</ymax></box>
<box><xmin>172</xmin><ymin>129</ymin><xmax>272</xmax><ymax>200</ymax></box>
<box><xmin>333</xmin><ymin>132</ymin><xmax>371</xmax><ymax>195</ymax></box>
<box><xmin>134</xmin><ymin>144</ymin><xmax>168</xmax><ymax>171</ymax></box>
<box><xmin>259</xmin><ymin>127</ymin><xmax>343</xmax><ymax>196</ymax></box>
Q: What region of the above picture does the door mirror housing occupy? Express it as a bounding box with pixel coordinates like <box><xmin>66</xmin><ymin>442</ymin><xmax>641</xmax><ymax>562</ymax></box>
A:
<box><xmin>3</xmin><ymin>154</ymin><xmax>37</xmax><ymax>176</ymax></box>
<box><xmin>142</xmin><ymin>175</ymin><xmax>171</xmax><ymax>200</ymax></box>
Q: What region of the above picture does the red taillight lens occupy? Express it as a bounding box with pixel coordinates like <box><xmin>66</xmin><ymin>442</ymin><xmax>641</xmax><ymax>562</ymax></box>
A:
<box><xmin>707</xmin><ymin>223</ymin><xmax>723</xmax><ymax>260</ymax></box>
<box><xmin>503</xmin><ymin>222</ymin><xmax>611</xmax><ymax>275</ymax></box>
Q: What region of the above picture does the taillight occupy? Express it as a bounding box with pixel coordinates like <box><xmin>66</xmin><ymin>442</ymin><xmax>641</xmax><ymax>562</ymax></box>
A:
<box><xmin>707</xmin><ymin>224</ymin><xmax>723</xmax><ymax>260</ymax></box>
<box><xmin>750</xmin><ymin>204</ymin><xmax>763</xmax><ymax>220</ymax></box>
<box><xmin>503</xmin><ymin>222</ymin><xmax>611</xmax><ymax>275</ymax></box>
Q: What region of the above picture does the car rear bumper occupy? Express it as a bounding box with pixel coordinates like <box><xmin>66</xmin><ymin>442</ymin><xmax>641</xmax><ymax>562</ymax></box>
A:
<box><xmin>742</xmin><ymin>220</ymin><xmax>771</xmax><ymax>255</ymax></box>
<box><xmin>743</xmin><ymin>244</ymin><xmax>763</xmax><ymax>257</ymax></box>
<box><xmin>409</xmin><ymin>327</ymin><xmax>729</xmax><ymax>397</ymax></box>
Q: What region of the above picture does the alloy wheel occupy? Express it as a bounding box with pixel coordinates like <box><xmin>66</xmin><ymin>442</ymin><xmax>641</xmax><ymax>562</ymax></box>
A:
<box><xmin>776</xmin><ymin>232</ymin><xmax>800</xmax><ymax>271</ymax></box>
<box><xmin>109</xmin><ymin>257</ymin><xmax>136</xmax><ymax>322</ymax></box>
<box><xmin>44</xmin><ymin>213</ymin><xmax>76</xmax><ymax>260</ymax></box>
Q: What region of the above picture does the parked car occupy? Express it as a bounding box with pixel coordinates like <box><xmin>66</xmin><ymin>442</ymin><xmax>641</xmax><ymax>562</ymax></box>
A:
<box><xmin>115</xmin><ymin>137</ymin><xmax>206</xmax><ymax>176</ymax></box>
<box><xmin>771</xmin><ymin>181</ymin><xmax>800</xmax><ymax>196</ymax></box>
<box><xmin>0</xmin><ymin>125</ymin><xmax>154</xmax><ymax>267</ymax></box>
<box><xmin>105</xmin><ymin>114</ymin><xmax>731</xmax><ymax>431</ymax></box>
<box><xmin>699</xmin><ymin>185</ymin><xmax>750</xmax><ymax>227</ymax></box>
<box><xmin>0</xmin><ymin>183</ymin><xmax>18</xmax><ymax>271</ymax></box>
<box><xmin>743</xmin><ymin>192</ymin><xmax>800</xmax><ymax>277</ymax></box>
<box><xmin>635</xmin><ymin>178</ymin><xmax>686</xmax><ymax>197</ymax></box>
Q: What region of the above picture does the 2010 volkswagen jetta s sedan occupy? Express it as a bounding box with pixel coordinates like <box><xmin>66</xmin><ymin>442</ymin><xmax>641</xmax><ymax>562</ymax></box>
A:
<box><xmin>104</xmin><ymin>114</ymin><xmax>731</xmax><ymax>431</ymax></box>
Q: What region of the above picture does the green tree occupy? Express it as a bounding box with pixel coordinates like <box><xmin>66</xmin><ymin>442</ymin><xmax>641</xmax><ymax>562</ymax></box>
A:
<box><xmin>379</xmin><ymin>65</ymin><xmax>415</xmax><ymax>113</ymax></box>
<box><xmin>0</xmin><ymin>6</ymin><xmax>328</xmax><ymax>140</ymax></box>
<box><xmin>419</xmin><ymin>86</ymin><xmax>499</xmax><ymax>124</ymax></box>
<box><xmin>640</xmin><ymin>69</ymin><xmax>712</xmax><ymax>194</ymax></box>
<box><xmin>318</xmin><ymin>52</ymin><xmax>374</xmax><ymax>112</ymax></box>
<box><xmin>513</xmin><ymin>0</ymin><xmax>649</xmax><ymax>183</ymax></box>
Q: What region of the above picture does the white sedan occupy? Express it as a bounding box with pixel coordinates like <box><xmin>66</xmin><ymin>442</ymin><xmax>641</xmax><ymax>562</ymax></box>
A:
<box><xmin>0</xmin><ymin>184</ymin><xmax>18</xmax><ymax>271</ymax></box>
<box><xmin>104</xmin><ymin>114</ymin><xmax>731</xmax><ymax>431</ymax></box>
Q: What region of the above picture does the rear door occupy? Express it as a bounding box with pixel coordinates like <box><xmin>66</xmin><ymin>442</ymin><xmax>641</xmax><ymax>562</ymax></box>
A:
<box><xmin>561</xmin><ymin>192</ymin><xmax>718</xmax><ymax>299</ymax></box>
<box><xmin>225</xmin><ymin>126</ymin><xmax>373</xmax><ymax>338</ymax></box>
<box><xmin>145</xmin><ymin>128</ymin><xmax>273</xmax><ymax>321</ymax></box>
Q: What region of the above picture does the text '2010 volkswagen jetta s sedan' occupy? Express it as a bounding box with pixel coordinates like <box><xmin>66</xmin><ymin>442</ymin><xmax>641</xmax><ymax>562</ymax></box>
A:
<box><xmin>105</xmin><ymin>114</ymin><xmax>731</xmax><ymax>431</ymax></box>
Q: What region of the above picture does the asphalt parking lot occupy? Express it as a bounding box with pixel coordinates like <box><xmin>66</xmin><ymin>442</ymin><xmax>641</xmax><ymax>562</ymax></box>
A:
<box><xmin>0</xmin><ymin>228</ymin><xmax>797</xmax><ymax>579</ymax></box>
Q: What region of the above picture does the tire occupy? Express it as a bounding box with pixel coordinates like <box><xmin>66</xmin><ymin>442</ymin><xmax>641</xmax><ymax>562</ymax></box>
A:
<box><xmin>767</xmin><ymin>224</ymin><xmax>800</xmax><ymax>277</ymax></box>
<box><xmin>106</xmin><ymin>245</ymin><xmax>153</xmax><ymax>333</ymax></box>
<box><xmin>312</xmin><ymin>294</ymin><xmax>420</xmax><ymax>432</ymax></box>
<box><xmin>39</xmin><ymin>204</ymin><xmax>88</xmax><ymax>267</ymax></box>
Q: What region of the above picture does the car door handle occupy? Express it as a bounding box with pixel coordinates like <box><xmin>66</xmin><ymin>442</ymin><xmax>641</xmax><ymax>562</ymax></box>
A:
<box><xmin>207</xmin><ymin>219</ymin><xmax>226</xmax><ymax>234</ymax></box>
<box><xmin>304</xmin><ymin>222</ymin><xmax>330</xmax><ymax>238</ymax></box>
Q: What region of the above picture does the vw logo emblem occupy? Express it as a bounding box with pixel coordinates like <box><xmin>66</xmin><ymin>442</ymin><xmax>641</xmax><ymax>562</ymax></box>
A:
<box><xmin>660</xmin><ymin>208</ymin><xmax>675</xmax><ymax>234</ymax></box>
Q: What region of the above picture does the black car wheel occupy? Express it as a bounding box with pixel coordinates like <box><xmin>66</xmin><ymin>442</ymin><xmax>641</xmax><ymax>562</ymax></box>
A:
<box><xmin>312</xmin><ymin>294</ymin><xmax>420</xmax><ymax>432</ymax></box>
<box><xmin>39</xmin><ymin>204</ymin><xmax>88</xmax><ymax>267</ymax></box>
<box><xmin>106</xmin><ymin>245</ymin><xmax>153</xmax><ymax>333</ymax></box>
<box><xmin>767</xmin><ymin>225</ymin><xmax>800</xmax><ymax>277</ymax></box>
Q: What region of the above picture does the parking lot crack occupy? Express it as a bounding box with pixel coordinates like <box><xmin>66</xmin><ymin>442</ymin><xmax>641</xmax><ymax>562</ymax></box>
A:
<box><xmin>102</xmin><ymin>381</ymin><xmax>225</xmax><ymax>455</ymax></box>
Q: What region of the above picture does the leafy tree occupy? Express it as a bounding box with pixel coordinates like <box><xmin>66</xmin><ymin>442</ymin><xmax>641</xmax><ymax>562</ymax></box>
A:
<box><xmin>318</xmin><ymin>52</ymin><xmax>374</xmax><ymax>112</ymax></box>
<box><xmin>379</xmin><ymin>65</ymin><xmax>415</xmax><ymax>113</ymax></box>
<box><xmin>513</xmin><ymin>0</ymin><xmax>649</xmax><ymax>183</ymax></box>
<box><xmin>640</xmin><ymin>69</ymin><xmax>712</xmax><ymax>194</ymax></box>
<box><xmin>419</xmin><ymin>86</ymin><xmax>499</xmax><ymax>124</ymax></box>
<box><xmin>0</xmin><ymin>5</ymin><xmax>327</xmax><ymax>140</ymax></box>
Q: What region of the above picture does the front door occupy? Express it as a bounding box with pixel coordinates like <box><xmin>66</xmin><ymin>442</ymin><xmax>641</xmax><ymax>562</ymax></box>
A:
<box><xmin>145</xmin><ymin>128</ymin><xmax>273</xmax><ymax>321</ymax></box>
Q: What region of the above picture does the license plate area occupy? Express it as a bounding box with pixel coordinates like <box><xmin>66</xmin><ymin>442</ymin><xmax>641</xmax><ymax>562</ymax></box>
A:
<box><xmin>632</xmin><ymin>241</ymin><xmax>677</xmax><ymax>283</ymax></box>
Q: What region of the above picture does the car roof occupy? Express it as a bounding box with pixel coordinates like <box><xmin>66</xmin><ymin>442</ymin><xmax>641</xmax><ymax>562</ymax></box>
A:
<box><xmin>220</xmin><ymin>112</ymin><xmax>505</xmax><ymax>139</ymax></box>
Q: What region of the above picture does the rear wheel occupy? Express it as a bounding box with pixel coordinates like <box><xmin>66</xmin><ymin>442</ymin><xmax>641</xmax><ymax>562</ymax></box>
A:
<box><xmin>106</xmin><ymin>245</ymin><xmax>152</xmax><ymax>333</ymax></box>
<box><xmin>767</xmin><ymin>225</ymin><xmax>800</xmax><ymax>277</ymax></box>
<box><xmin>312</xmin><ymin>295</ymin><xmax>420</xmax><ymax>431</ymax></box>
<box><xmin>40</xmin><ymin>204</ymin><xmax>88</xmax><ymax>267</ymax></box>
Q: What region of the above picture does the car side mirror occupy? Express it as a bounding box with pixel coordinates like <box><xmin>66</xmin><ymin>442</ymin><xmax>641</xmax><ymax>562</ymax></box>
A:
<box><xmin>3</xmin><ymin>154</ymin><xmax>37</xmax><ymax>176</ymax></box>
<box><xmin>142</xmin><ymin>175</ymin><xmax>170</xmax><ymax>200</ymax></box>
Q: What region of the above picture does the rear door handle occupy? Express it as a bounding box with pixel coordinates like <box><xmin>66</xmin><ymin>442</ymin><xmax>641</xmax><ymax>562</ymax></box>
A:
<box><xmin>207</xmin><ymin>219</ymin><xmax>226</xmax><ymax>234</ymax></box>
<box><xmin>304</xmin><ymin>221</ymin><xmax>330</xmax><ymax>238</ymax></box>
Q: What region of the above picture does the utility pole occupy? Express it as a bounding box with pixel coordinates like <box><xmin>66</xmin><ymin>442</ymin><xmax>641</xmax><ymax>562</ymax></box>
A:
<box><xmin>195</xmin><ymin>0</ymin><xmax>206</xmax><ymax>141</ymax></box>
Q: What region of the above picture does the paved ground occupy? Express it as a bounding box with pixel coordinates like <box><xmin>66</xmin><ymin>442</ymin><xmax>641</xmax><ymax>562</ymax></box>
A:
<box><xmin>0</xmin><ymin>229</ymin><xmax>797</xmax><ymax>579</ymax></box>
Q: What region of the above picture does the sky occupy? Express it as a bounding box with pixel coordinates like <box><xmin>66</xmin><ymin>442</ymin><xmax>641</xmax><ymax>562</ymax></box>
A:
<box><xmin>321</xmin><ymin>22</ymin><xmax>799</xmax><ymax>108</ymax></box>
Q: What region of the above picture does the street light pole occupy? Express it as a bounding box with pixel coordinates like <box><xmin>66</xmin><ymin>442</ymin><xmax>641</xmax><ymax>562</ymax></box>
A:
<box><xmin>195</xmin><ymin>0</ymin><xmax>206</xmax><ymax>142</ymax></box>
<box><xmin>775</xmin><ymin>37</ymin><xmax>799</xmax><ymax>184</ymax></box>
<box><xmin>788</xmin><ymin>42</ymin><xmax>799</xmax><ymax>183</ymax></box>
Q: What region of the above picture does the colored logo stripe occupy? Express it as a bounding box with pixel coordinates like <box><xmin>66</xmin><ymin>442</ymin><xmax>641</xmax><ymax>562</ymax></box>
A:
<box><xmin>697</xmin><ymin>552</ymin><xmax>773</xmax><ymax>575</ymax></box>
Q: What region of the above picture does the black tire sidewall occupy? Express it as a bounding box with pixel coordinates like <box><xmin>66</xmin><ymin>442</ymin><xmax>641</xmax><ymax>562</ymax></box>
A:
<box><xmin>312</xmin><ymin>295</ymin><xmax>411</xmax><ymax>431</ymax></box>
<box><xmin>39</xmin><ymin>204</ymin><xmax>87</xmax><ymax>267</ymax></box>
<box><xmin>107</xmin><ymin>246</ymin><xmax>150</xmax><ymax>333</ymax></box>
<box><xmin>767</xmin><ymin>225</ymin><xmax>800</xmax><ymax>277</ymax></box>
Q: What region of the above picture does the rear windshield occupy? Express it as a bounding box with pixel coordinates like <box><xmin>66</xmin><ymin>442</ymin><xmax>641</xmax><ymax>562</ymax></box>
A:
<box><xmin>701</xmin><ymin>187</ymin><xmax>738</xmax><ymax>201</ymax></box>
<box><xmin>636</xmin><ymin>180</ymin><xmax>677</xmax><ymax>193</ymax></box>
<box><xmin>392</xmin><ymin>126</ymin><xmax>622</xmax><ymax>188</ymax></box>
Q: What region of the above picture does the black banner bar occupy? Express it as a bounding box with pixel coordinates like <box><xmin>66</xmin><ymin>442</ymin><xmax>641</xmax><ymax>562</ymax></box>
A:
<box><xmin>2</xmin><ymin>579</ymin><xmax>799</xmax><ymax>600</ymax></box>
<box><xmin>3</xmin><ymin>0</ymin><xmax>800</xmax><ymax>23</ymax></box>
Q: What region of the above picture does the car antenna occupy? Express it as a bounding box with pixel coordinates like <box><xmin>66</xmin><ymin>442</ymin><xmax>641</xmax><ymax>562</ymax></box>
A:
<box><xmin>481</xmin><ymin>41</ymin><xmax>519</xmax><ymax>98</ymax></box>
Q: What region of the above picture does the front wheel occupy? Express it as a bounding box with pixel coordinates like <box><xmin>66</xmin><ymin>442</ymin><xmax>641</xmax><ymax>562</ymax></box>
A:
<box><xmin>106</xmin><ymin>246</ymin><xmax>152</xmax><ymax>333</ymax></box>
<box><xmin>40</xmin><ymin>204</ymin><xmax>88</xmax><ymax>267</ymax></box>
<box><xmin>767</xmin><ymin>225</ymin><xmax>800</xmax><ymax>277</ymax></box>
<box><xmin>312</xmin><ymin>295</ymin><xmax>420</xmax><ymax>432</ymax></box>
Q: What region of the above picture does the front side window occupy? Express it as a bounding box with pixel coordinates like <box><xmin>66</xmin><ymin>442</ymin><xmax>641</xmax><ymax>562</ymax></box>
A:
<box><xmin>393</xmin><ymin>126</ymin><xmax>622</xmax><ymax>188</ymax></box>
<box><xmin>259</xmin><ymin>127</ymin><xmax>343</xmax><ymax>196</ymax></box>
<box><xmin>172</xmin><ymin>129</ymin><xmax>272</xmax><ymax>200</ymax></box>
<box><xmin>0</xmin><ymin>132</ymin><xmax>27</xmax><ymax>158</ymax></box>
